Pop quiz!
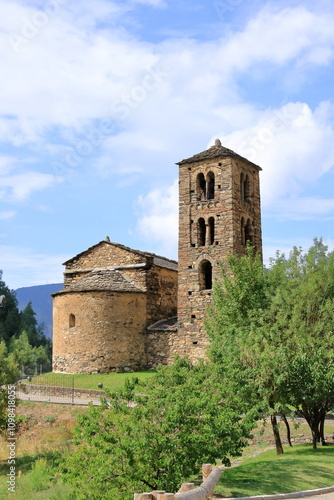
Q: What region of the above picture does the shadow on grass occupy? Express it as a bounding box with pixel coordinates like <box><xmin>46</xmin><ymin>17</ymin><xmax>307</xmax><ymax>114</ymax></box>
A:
<box><xmin>0</xmin><ymin>449</ymin><xmax>60</xmax><ymax>475</ymax></box>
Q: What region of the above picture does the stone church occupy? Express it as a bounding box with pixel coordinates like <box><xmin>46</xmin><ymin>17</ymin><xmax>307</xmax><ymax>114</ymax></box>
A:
<box><xmin>52</xmin><ymin>139</ymin><xmax>262</xmax><ymax>373</ymax></box>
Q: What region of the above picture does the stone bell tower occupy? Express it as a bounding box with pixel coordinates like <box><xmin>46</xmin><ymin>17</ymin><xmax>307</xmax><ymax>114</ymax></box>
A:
<box><xmin>176</xmin><ymin>139</ymin><xmax>262</xmax><ymax>361</ymax></box>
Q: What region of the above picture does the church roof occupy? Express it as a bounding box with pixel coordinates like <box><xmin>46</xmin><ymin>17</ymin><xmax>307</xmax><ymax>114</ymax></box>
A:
<box><xmin>53</xmin><ymin>268</ymin><xmax>144</xmax><ymax>295</ymax></box>
<box><xmin>63</xmin><ymin>240</ymin><xmax>178</xmax><ymax>271</ymax></box>
<box><xmin>176</xmin><ymin>139</ymin><xmax>261</xmax><ymax>169</ymax></box>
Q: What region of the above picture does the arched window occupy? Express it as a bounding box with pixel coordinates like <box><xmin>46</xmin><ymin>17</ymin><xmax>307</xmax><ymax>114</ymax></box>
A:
<box><xmin>199</xmin><ymin>260</ymin><xmax>212</xmax><ymax>290</ymax></box>
<box><xmin>207</xmin><ymin>171</ymin><xmax>215</xmax><ymax>199</ymax></box>
<box><xmin>241</xmin><ymin>217</ymin><xmax>245</xmax><ymax>246</ymax></box>
<box><xmin>240</xmin><ymin>173</ymin><xmax>245</xmax><ymax>201</ymax></box>
<box><xmin>208</xmin><ymin>217</ymin><xmax>215</xmax><ymax>245</ymax></box>
<box><xmin>196</xmin><ymin>173</ymin><xmax>206</xmax><ymax>200</ymax></box>
<box><xmin>244</xmin><ymin>175</ymin><xmax>250</xmax><ymax>201</ymax></box>
<box><xmin>197</xmin><ymin>218</ymin><xmax>206</xmax><ymax>246</ymax></box>
<box><xmin>245</xmin><ymin>219</ymin><xmax>252</xmax><ymax>244</ymax></box>
<box><xmin>69</xmin><ymin>314</ymin><xmax>76</xmax><ymax>328</ymax></box>
<box><xmin>241</xmin><ymin>173</ymin><xmax>250</xmax><ymax>202</ymax></box>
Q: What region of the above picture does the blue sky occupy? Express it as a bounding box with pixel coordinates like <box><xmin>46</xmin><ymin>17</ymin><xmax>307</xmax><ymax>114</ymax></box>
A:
<box><xmin>1</xmin><ymin>0</ymin><xmax>334</xmax><ymax>289</ymax></box>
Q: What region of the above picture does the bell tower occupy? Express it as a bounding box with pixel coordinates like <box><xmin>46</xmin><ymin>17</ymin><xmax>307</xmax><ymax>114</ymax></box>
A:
<box><xmin>176</xmin><ymin>139</ymin><xmax>262</xmax><ymax>360</ymax></box>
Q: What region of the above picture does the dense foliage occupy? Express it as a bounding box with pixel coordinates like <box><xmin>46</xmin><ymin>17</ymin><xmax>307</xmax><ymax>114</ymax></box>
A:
<box><xmin>0</xmin><ymin>271</ymin><xmax>51</xmax><ymax>375</ymax></box>
<box><xmin>207</xmin><ymin>239</ymin><xmax>334</xmax><ymax>451</ymax></box>
<box><xmin>61</xmin><ymin>357</ymin><xmax>256</xmax><ymax>499</ymax></box>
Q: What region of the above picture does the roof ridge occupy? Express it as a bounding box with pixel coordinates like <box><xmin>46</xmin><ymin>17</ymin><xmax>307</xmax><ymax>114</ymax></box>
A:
<box><xmin>176</xmin><ymin>139</ymin><xmax>261</xmax><ymax>169</ymax></box>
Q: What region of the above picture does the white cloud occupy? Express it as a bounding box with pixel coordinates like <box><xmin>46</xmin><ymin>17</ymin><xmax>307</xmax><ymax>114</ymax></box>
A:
<box><xmin>131</xmin><ymin>0</ymin><xmax>167</xmax><ymax>6</ymax></box>
<box><xmin>0</xmin><ymin>211</ymin><xmax>16</xmax><ymax>220</ymax></box>
<box><xmin>217</xmin><ymin>101</ymin><xmax>334</xmax><ymax>217</ymax></box>
<box><xmin>0</xmin><ymin>244</ymin><xmax>68</xmax><ymax>288</ymax></box>
<box><xmin>0</xmin><ymin>169</ymin><xmax>59</xmax><ymax>202</ymax></box>
<box><xmin>136</xmin><ymin>179</ymin><xmax>178</xmax><ymax>257</ymax></box>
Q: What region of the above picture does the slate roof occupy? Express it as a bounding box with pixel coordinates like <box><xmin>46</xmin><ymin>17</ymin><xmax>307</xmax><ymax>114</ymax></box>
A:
<box><xmin>176</xmin><ymin>139</ymin><xmax>261</xmax><ymax>169</ymax></box>
<box><xmin>63</xmin><ymin>240</ymin><xmax>178</xmax><ymax>271</ymax></box>
<box><xmin>53</xmin><ymin>269</ymin><xmax>144</xmax><ymax>295</ymax></box>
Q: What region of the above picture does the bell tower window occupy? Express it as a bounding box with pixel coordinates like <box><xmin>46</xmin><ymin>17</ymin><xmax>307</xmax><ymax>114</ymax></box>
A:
<box><xmin>245</xmin><ymin>218</ymin><xmax>252</xmax><ymax>244</ymax></box>
<box><xmin>196</xmin><ymin>173</ymin><xmax>206</xmax><ymax>200</ymax></box>
<box><xmin>241</xmin><ymin>173</ymin><xmax>250</xmax><ymax>202</ymax></box>
<box><xmin>207</xmin><ymin>171</ymin><xmax>215</xmax><ymax>199</ymax></box>
<box><xmin>208</xmin><ymin>217</ymin><xmax>215</xmax><ymax>245</ymax></box>
<box><xmin>199</xmin><ymin>260</ymin><xmax>212</xmax><ymax>290</ymax></box>
<box><xmin>197</xmin><ymin>218</ymin><xmax>206</xmax><ymax>246</ymax></box>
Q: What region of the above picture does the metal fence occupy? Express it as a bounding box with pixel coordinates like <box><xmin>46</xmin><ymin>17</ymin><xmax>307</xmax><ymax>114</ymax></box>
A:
<box><xmin>16</xmin><ymin>374</ymin><xmax>76</xmax><ymax>404</ymax></box>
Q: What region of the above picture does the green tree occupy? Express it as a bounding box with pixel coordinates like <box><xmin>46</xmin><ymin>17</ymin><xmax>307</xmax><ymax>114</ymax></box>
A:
<box><xmin>9</xmin><ymin>331</ymin><xmax>51</xmax><ymax>375</ymax></box>
<box><xmin>207</xmin><ymin>239</ymin><xmax>334</xmax><ymax>452</ymax></box>
<box><xmin>207</xmin><ymin>245</ymin><xmax>286</xmax><ymax>454</ymax></box>
<box><xmin>0</xmin><ymin>271</ymin><xmax>20</xmax><ymax>344</ymax></box>
<box><xmin>20</xmin><ymin>301</ymin><xmax>47</xmax><ymax>348</ymax></box>
<box><xmin>267</xmin><ymin>239</ymin><xmax>334</xmax><ymax>448</ymax></box>
<box><xmin>61</xmin><ymin>357</ymin><xmax>255</xmax><ymax>499</ymax></box>
<box><xmin>0</xmin><ymin>342</ymin><xmax>18</xmax><ymax>429</ymax></box>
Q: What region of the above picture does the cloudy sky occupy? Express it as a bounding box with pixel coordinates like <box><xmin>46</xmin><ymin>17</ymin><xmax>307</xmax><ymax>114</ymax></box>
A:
<box><xmin>1</xmin><ymin>0</ymin><xmax>334</xmax><ymax>289</ymax></box>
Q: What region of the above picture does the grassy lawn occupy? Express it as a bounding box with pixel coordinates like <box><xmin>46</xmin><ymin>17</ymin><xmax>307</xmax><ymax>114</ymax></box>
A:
<box><xmin>215</xmin><ymin>444</ymin><xmax>334</xmax><ymax>498</ymax></box>
<box><xmin>22</xmin><ymin>370</ymin><xmax>155</xmax><ymax>391</ymax></box>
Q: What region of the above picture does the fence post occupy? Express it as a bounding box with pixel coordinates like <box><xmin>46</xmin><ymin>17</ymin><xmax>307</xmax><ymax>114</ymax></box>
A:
<box><xmin>178</xmin><ymin>483</ymin><xmax>195</xmax><ymax>492</ymax></box>
<box><xmin>71</xmin><ymin>376</ymin><xmax>74</xmax><ymax>405</ymax></box>
<box><xmin>152</xmin><ymin>491</ymin><xmax>165</xmax><ymax>499</ymax></box>
<box><xmin>134</xmin><ymin>494</ymin><xmax>152</xmax><ymax>500</ymax></box>
<box><xmin>202</xmin><ymin>463</ymin><xmax>212</xmax><ymax>480</ymax></box>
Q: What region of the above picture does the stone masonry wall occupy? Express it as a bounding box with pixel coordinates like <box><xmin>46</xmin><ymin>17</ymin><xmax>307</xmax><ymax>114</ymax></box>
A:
<box><xmin>146</xmin><ymin>266</ymin><xmax>178</xmax><ymax>325</ymax></box>
<box><xmin>64</xmin><ymin>242</ymin><xmax>149</xmax><ymax>287</ymax></box>
<box><xmin>53</xmin><ymin>290</ymin><xmax>147</xmax><ymax>373</ymax></box>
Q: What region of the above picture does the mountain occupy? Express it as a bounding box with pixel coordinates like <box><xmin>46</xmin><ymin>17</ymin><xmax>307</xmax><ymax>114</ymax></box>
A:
<box><xmin>15</xmin><ymin>284</ymin><xmax>63</xmax><ymax>339</ymax></box>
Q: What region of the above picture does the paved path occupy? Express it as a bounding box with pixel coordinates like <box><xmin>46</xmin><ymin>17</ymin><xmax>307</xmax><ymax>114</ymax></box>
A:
<box><xmin>18</xmin><ymin>392</ymin><xmax>101</xmax><ymax>405</ymax></box>
<box><xmin>295</xmin><ymin>494</ymin><xmax>334</xmax><ymax>500</ymax></box>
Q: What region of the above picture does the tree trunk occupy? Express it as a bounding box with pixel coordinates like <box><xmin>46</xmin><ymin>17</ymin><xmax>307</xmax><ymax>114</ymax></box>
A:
<box><xmin>319</xmin><ymin>413</ymin><xmax>327</xmax><ymax>446</ymax></box>
<box><xmin>281</xmin><ymin>414</ymin><xmax>292</xmax><ymax>447</ymax></box>
<box><xmin>271</xmin><ymin>414</ymin><xmax>284</xmax><ymax>455</ymax></box>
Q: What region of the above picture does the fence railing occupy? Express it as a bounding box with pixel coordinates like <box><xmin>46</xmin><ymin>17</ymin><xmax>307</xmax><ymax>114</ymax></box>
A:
<box><xmin>134</xmin><ymin>464</ymin><xmax>223</xmax><ymax>500</ymax></box>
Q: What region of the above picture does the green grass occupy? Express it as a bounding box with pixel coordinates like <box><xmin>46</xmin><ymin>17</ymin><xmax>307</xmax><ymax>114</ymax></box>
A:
<box><xmin>215</xmin><ymin>444</ymin><xmax>334</xmax><ymax>498</ymax></box>
<box><xmin>0</xmin><ymin>453</ymin><xmax>72</xmax><ymax>499</ymax></box>
<box><xmin>23</xmin><ymin>371</ymin><xmax>155</xmax><ymax>391</ymax></box>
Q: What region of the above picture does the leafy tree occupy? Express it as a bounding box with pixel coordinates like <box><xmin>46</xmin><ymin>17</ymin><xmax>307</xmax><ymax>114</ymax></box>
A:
<box><xmin>267</xmin><ymin>239</ymin><xmax>334</xmax><ymax>448</ymax></box>
<box><xmin>61</xmin><ymin>357</ymin><xmax>255</xmax><ymax>499</ymax></box>
<box><xmin>9</xmin><ymin>331</ymin><xmax>51</xmax><ymax>375</ymax></box>
<box><xmin>207</xmin><ymin>245</ymin><xmax>286</xmax><ymax>454</ymax></box>
<box><xmin>0</xmin><ymin>342</ymin><xmax>18</xmax><ymax>429</ymax></box>
<box><xmin>207</xmin><ymin>239</ymin><xmax>334</xmax><ymax>452</ymax></box>
<box><xmin>20</xmin><ymin>301</ymin><xmax>48</xmax><ymax>348</ymax></box>
<box><xmin>0</xmin><ymin>271</ymin><xmax>20</xmax><ymax>344</ymax></box>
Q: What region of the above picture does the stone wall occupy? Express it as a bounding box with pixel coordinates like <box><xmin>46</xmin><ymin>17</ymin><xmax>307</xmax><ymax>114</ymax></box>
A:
<box><xmin>64</xmin><ymin>242</ymin><xmax>149</xmax><ymax>287</ymax></box>
<box><xmin>53</xmin><ymin>290</ymin><xmax>147</xmax><ymax>373</ymax></box>
<box><xmin>146</xmin><ymin>266</ymin><xmax>178</xmax><ymax>325</ymax></box>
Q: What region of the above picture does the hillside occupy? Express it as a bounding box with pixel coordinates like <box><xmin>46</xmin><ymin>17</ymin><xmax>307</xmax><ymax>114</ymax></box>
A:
<box><xmin>15</xmin><ymin>283</ymin><xmax>63</xmax><ymax>339</ymax></box>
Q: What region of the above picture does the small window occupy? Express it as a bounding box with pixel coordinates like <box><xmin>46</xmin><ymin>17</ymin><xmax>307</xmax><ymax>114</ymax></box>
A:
<box><xmin>245</xmin><ymin>219</ymin><xmax>252</xmax><ymax>245</ymax></box>
<box><xmin>197</xmin><ymin>218</ymin><xmax>206</xmax><ymax>246</ymax></box>
<box><xmin>196</xmin><ymin>173</ymin><xmax>206</xmax><ymax>200</ymax></box>
<box><xmin>241</xmin><ymin>217</ymin><xmax>245</xmax><ymax>246</ymax></box>
<box><xmin>69</xmin><ymin>314</ymin><xmax>76</xmax><ymax>328</ymax></box>
<box><xmin>199</xmin><ymin>260</ymin><xmax>213</xmax><ymax>290</ymax></box>
<box><xmin>208</xmin><ymin>217</ymin><xmax>215</xmax><ymax>245</ymax></box>
<box><xmin>207</xmin><ymin>171</ymin><xmax>215</xmax><ymax>199</ymax></box>
<box><xmin>244</xmin><ymin>175</ymin><xmax>250</xmax><ymax>201</ymax></box>
<box><xmin>240</xmin><ymin>173</ymin><xmax>245</xmax><ymax>201</ymax></box>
